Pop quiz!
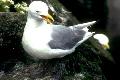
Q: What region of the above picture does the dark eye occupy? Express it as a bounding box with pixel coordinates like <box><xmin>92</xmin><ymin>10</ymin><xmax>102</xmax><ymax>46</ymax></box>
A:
<box><xmin>36</xmin><ymin>11</ymin><xmax>39</xmax><ymax>13</ymax></box>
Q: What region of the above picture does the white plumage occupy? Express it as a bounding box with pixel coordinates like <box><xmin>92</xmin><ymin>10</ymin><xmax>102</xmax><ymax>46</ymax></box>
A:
<box><xmin>22</xmin><ymin>1</ymin><xmax>96</xmax><ymax>59</ymax></box>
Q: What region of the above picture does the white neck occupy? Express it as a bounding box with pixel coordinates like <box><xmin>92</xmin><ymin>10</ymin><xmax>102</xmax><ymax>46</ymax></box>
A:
<box><xmin>26</xmin><ymin>14</ymin><xmax>47</xmax><ymax>28</ymax></box>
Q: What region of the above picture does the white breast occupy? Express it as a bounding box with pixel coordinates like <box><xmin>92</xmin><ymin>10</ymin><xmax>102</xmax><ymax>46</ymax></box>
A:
<box><xmin>22</xmin><ymin>25</ymin><xmax>53</xmax><ymax>58</ymax></box>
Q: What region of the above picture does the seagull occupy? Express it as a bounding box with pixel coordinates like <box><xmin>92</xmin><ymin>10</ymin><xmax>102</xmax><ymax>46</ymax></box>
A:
<box><xmin>93</xmin><ymin>34</ymin><xmax>110</xmax><ymax>49</ymax></box>
<box><xmin>22</xmin><ymin>1</ymin><xmax>96</xmax><ymax>59</ymax></box>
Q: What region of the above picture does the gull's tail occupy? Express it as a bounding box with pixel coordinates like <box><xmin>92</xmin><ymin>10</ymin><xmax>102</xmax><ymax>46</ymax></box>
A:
<box><xmin>69</xmin><ymin>21</ymin><xmax>96</xmax><ymax>30</ymax></box>
<box><xmin>70</xmin><ymin>21</ymin><xmax>96</xmax><ymax>48</ymax></box>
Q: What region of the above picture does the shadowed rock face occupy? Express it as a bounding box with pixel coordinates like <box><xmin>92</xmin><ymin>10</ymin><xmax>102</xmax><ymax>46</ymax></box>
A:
<box><xmin>58</xmin><ymin>0</ymin><xmax>108</xmax><ymax>32</ymax></box>
<box><xmin>0</xmin><ymin>12</ymin><xmax>27</xmax><ymax>71</ymax></box>
<box><xmin>0</xmin><ymin>12</ymin><xmax>106</xmax><ymax>80</ymax></box>
<box><xmin>107</xmin><ymin>0</ymin><xmax>120</xmax><ymax>37</ymax></box>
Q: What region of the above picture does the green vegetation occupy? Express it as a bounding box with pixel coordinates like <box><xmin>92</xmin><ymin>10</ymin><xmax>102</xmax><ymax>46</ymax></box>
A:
<box><xmin>0</xmin><ymin>0</ymin><xmax>28</xmax><ymax>13</ymax></box>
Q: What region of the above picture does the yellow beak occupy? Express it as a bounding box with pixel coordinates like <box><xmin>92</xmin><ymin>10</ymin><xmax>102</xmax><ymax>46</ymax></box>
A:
<box><xmin>103</xmin><ymin>43</ymin><xmax>110</xmax><ymax>50</ymax></box>
<box><xmin>41</xmin><ymin>14</ymin><xmax>54</xmax><ymax>24</ymax></box>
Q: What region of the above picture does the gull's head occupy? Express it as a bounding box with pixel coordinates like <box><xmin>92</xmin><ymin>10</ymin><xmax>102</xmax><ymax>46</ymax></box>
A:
<box><xmin>93</xmin><ymin>34</ymin><xmax>110</xmax><ymax>49</ymax></box>
<box><xmin>28</xmin><ymin>1</ymin><xmax>54</xmax><ymax>24</ymax></box>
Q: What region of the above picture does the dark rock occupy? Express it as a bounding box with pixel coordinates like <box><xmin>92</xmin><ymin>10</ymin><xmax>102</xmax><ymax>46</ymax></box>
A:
<box><xmin>0</xmin><ymin>12</ymin><xmax>27</xmax><ymax>71</ymax></box>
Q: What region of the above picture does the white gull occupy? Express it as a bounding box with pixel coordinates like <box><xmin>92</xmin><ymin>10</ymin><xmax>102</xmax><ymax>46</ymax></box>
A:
<box><xmin>22</xmin><ymin>1</ymin><xmax>96</xmax><ymax>59</ymax></box>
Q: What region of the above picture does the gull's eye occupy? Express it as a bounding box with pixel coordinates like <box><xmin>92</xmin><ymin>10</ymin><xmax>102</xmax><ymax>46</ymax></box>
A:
<box><xmin>36</xmin><ymin>11</ymin><xmax>39</xmax><ymax>13</ymax></box>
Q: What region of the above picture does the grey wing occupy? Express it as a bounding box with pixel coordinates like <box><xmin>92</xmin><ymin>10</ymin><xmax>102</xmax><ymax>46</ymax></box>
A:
<box><xmin>48</xmin><ymin>26</ymin><xmax>86</xmax><ymax>50</ymax></box>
